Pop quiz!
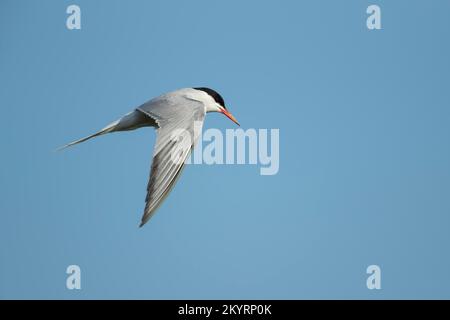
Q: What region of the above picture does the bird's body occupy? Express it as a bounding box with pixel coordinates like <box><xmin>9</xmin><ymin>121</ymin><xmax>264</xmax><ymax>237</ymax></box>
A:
<box><xmin>60</xmin><ymin>87</ymin><xmax>239</xmax><ymax>227</ymax></box>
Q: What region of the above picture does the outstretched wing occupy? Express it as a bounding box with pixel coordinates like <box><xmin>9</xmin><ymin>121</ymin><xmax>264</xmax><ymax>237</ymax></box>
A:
<box><xmin>137</xmin><ymin>93</ymin><xmax>205</xmax><ymax>226</ymax></box>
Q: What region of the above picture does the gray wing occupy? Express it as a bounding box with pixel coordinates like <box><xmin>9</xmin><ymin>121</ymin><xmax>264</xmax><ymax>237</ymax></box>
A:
<box><xmin>137</xmin><ymin>94</ymin><xmax>205</xmax><ymax>227</ymax></box>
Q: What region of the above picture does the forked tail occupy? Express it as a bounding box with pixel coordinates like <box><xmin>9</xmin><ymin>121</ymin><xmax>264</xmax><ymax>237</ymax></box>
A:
<box><xmin>56</xmin><ymin>119</ymin><xmax>120</xmax><ymax>151</ymax></box>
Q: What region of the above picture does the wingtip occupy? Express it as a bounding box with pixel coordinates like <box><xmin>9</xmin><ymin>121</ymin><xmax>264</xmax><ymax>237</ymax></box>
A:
<box><xmin>139</xmin><ymin>214</ymin><xmax>152</xmax><ymax>227</ymax></box>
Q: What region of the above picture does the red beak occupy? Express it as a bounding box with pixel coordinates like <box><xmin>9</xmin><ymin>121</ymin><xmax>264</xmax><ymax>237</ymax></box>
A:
<box><xmin>220</xmin><ymin>107</ymin><xmax>240</xmax><ymax>126</ymax></box>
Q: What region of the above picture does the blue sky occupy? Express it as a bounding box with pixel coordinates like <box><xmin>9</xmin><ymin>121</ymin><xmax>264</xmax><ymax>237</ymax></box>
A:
<box><xmin>1</xmin><ymin>0</ymin><xmax>450</xmax><ymax>299</ymax></box>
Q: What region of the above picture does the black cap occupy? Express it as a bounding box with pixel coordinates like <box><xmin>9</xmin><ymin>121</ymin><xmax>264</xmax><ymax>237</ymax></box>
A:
<box><xmin>194</xmin><ymin>87</ymin><xmax>226</xmax><ymax>109</ymax></box>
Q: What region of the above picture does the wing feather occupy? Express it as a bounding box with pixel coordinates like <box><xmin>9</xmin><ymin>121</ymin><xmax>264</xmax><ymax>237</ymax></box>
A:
<box><xmin>137</xmin><ymin>92</ymin><xmax>205</xmax><ymax>226</ymax></box>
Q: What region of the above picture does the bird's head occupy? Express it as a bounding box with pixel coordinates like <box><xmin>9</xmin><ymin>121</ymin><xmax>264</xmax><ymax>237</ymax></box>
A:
<box><xmin>194</xmin><ymin>87</ymin><xmax>240</xmax><ymax>126</ymax></box>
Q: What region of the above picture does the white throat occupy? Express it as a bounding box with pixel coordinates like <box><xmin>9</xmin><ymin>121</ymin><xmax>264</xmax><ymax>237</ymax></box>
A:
<box><xmin>186</xmin><ymin>88</ymin><xmax>222</xmax><ymax>113</ymax></box>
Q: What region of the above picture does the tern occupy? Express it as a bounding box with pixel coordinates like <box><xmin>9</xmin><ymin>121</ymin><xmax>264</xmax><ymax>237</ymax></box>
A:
<box><xmin>60</xmin><ymin>87</ymin><xmax>239</xmax><ymax>227</ymax></box>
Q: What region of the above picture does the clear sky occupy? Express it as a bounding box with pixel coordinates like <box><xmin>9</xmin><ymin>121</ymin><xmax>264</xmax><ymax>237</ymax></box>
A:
<box><xmin>1</xmin><ymin>0</ymin><xmax>450</xmax><ymax>299</ymax></box>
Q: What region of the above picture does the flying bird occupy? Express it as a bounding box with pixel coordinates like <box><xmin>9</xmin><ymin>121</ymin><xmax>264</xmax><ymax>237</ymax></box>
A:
<box><xmin>60</xmin><ymin>87</ymin><xmax>239</xmax><ymax>227</ymax></box>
